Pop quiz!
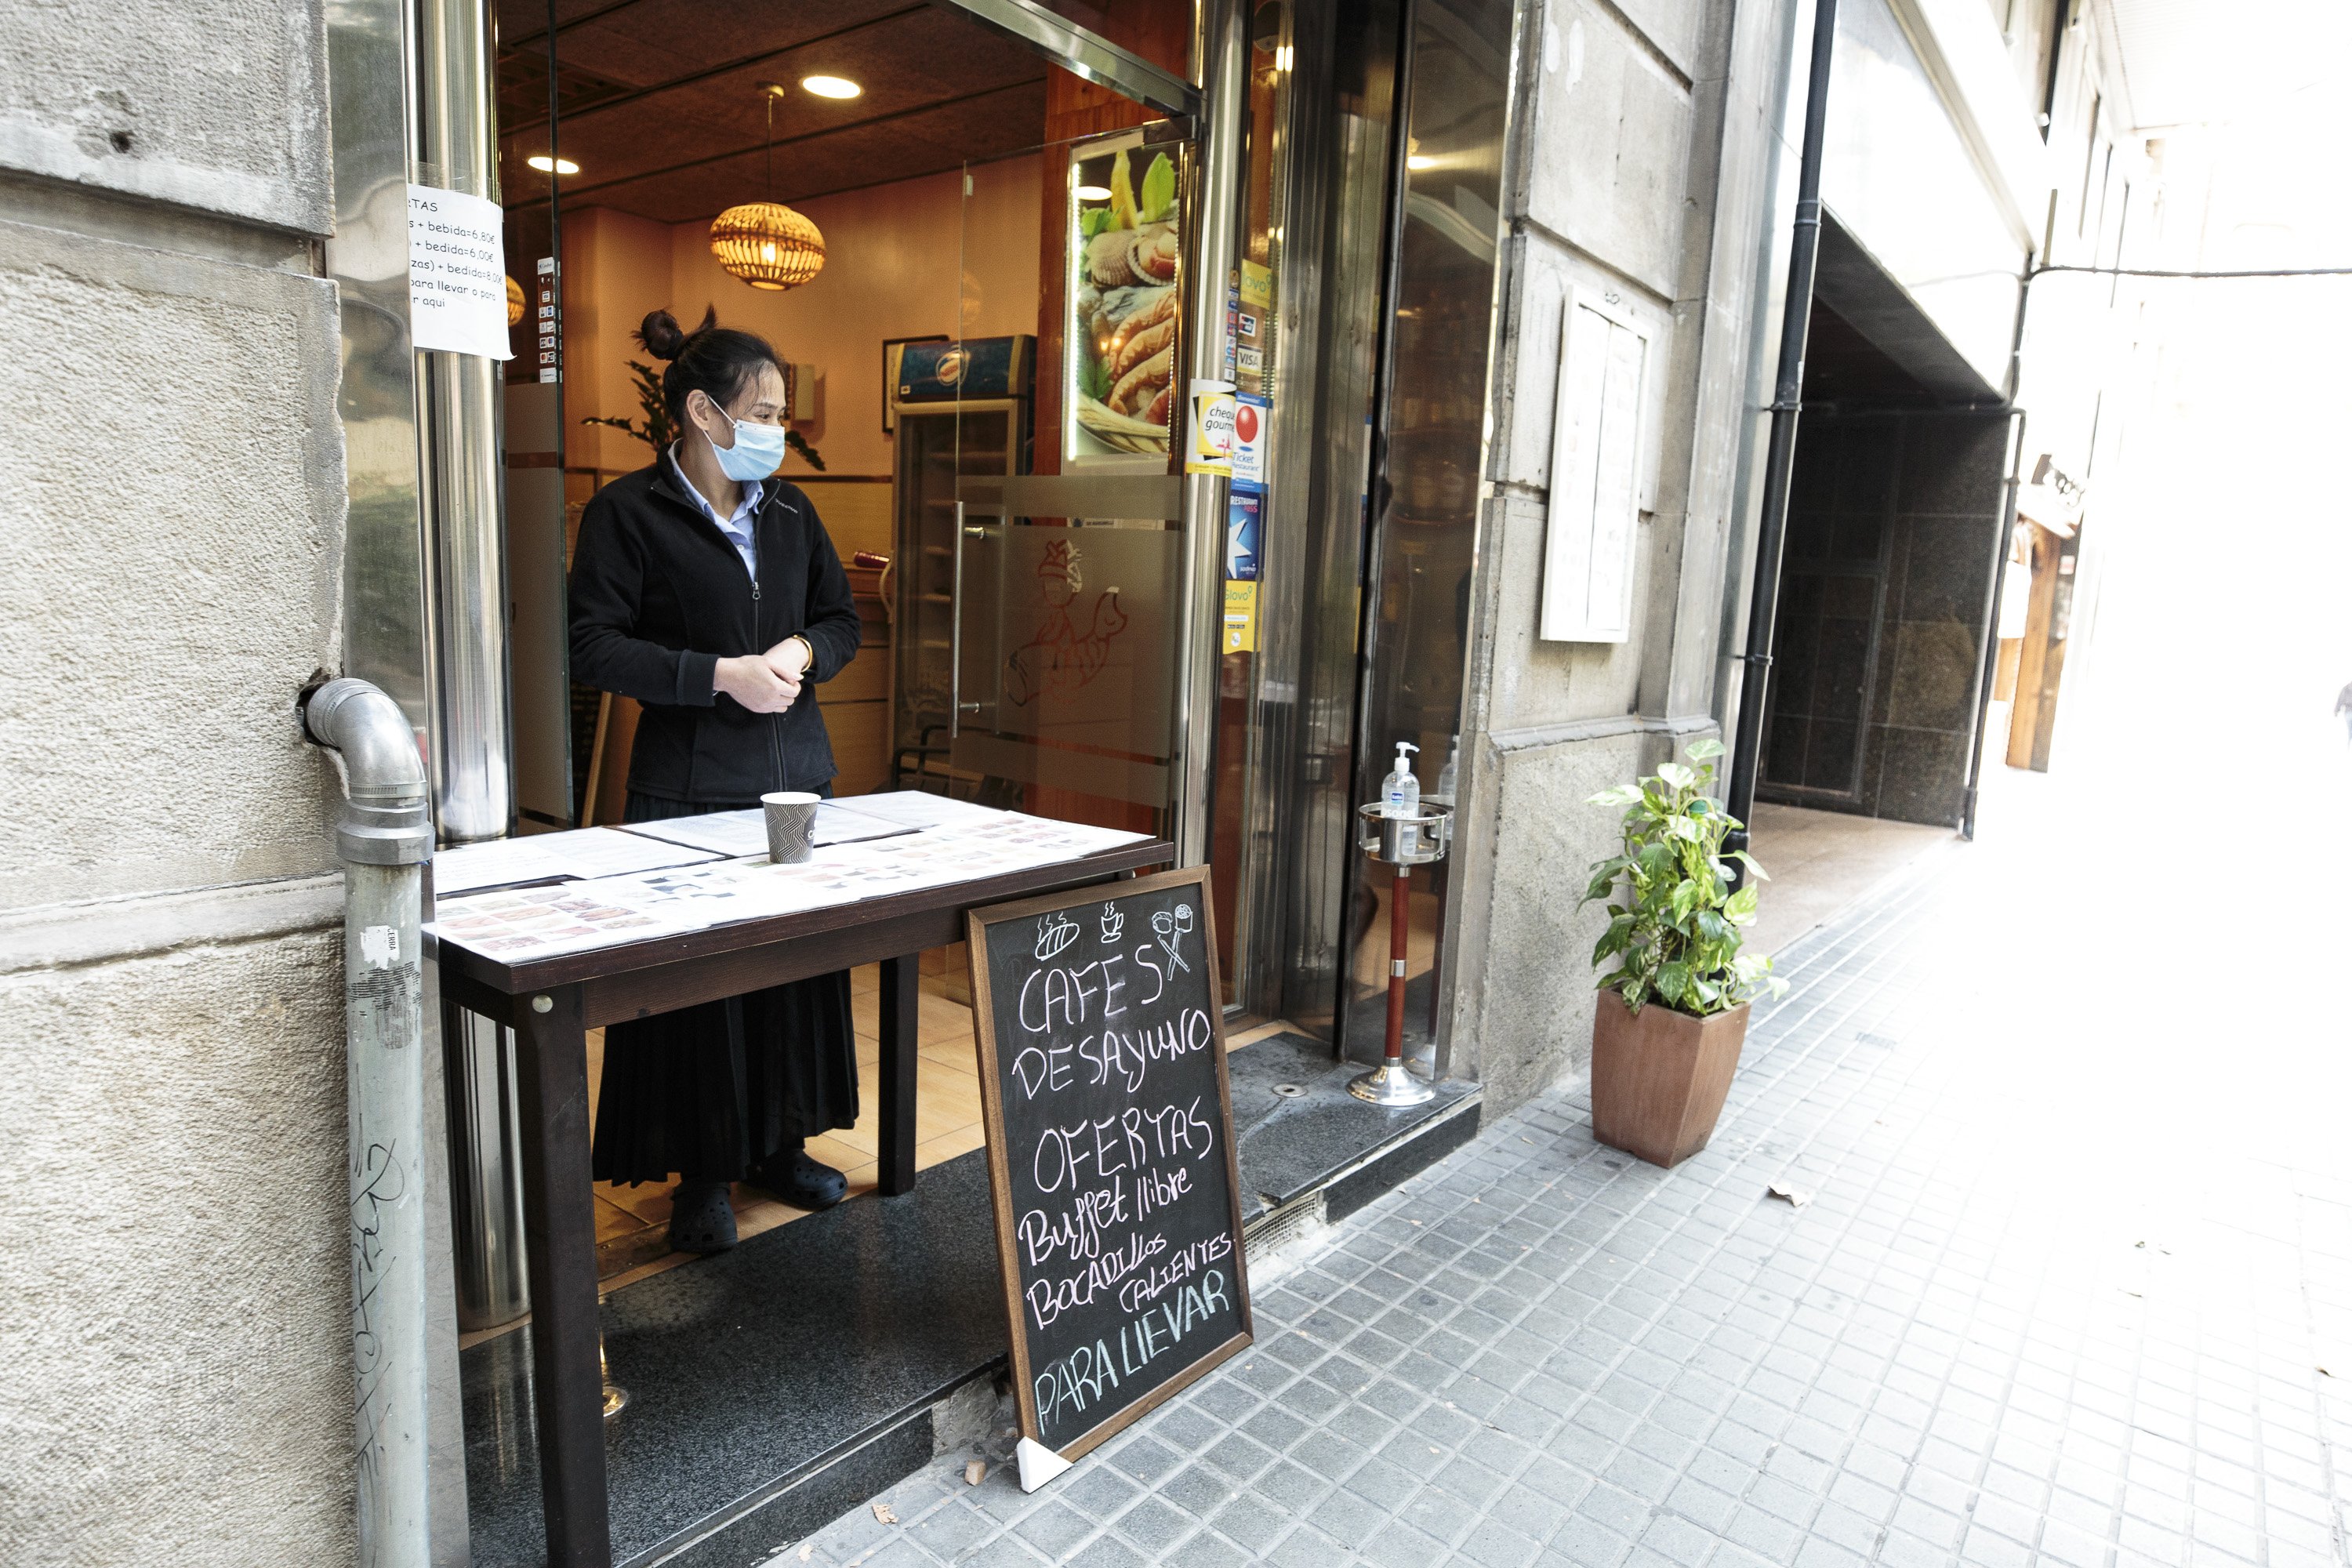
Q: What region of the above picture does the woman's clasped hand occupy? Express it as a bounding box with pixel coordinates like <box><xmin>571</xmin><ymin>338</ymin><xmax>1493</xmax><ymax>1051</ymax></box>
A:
<box><xmin>713</xmin><ymin>635</ymin><xmax>812</xmax><ymax>713</ymax></box>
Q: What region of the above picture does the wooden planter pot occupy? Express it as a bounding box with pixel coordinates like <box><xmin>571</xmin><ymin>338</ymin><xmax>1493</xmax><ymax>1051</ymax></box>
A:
<box><xmin>1590</xmin><ymin>990</ymin><xmax>1750</xmax><ymax>1168</ymax></box>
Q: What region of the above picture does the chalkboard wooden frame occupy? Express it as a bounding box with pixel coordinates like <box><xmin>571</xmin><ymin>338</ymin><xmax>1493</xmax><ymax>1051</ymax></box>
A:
<box><xmin>966</xmin><ymin>865</ymin><xmax>1254</xmax><ymax>1463</ymax></box>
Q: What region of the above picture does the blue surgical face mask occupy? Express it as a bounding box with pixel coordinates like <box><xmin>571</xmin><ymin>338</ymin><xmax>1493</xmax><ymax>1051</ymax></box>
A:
<box><xmin>706</xmin><ymin>401</ymin><xmax>786</xmax><ymax>481</ymax></box>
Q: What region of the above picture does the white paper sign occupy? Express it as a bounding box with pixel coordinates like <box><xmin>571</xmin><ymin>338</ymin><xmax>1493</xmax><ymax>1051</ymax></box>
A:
<box><xmin>407</xmin><ymin>184</ymin><xmax>514</xmax><ymax>360</ymax></box>
<box><xmin>1538</xmin><ymin>289</ymin><xmax>1648</xmax><ymax>644</ymax></box>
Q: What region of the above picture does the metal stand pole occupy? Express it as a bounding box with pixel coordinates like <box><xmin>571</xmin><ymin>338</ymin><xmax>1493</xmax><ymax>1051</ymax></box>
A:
<box><xmin>1388</xmin><ymin>865</ymin><xmax>1411</xmax><ymax>1051</ymax></box>
<box><xmin>1350</xmin><ymin>804</ymin><xmax>1443</xmax><ymax>1107</ymax></box>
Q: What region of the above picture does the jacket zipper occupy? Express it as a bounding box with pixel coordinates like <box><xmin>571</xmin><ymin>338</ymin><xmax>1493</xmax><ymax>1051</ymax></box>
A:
<box><xmin>753</xmin><ymin>563</ymin><xmax>786</xmax><ymax>793</ymax></box>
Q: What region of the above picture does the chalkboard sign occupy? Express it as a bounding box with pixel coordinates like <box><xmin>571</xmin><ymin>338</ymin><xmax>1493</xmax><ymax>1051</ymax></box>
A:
<box><xmin>967</xmin><ymin>866</ymin><xmax>1253</xmax><ymax>1465</ymax></box>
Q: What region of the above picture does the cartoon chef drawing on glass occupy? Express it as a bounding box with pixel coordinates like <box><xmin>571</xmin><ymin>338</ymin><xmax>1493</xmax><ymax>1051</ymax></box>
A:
<box><xmin>1006</xmin><ymin>538</ymin><xmax>1128</xmax><ymax>706</ymax></box>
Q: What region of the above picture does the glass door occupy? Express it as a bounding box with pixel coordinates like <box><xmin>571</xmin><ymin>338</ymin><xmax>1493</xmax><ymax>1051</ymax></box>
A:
<box><xmin>943</xmin><ymin>125</ymin><xmax>1201</xmax><ymax>842</ymax></box>
<box><xmin>1338</xmin><ymin>0</ymin><xmax>1512</xmax><ymax>1070</ymax></box>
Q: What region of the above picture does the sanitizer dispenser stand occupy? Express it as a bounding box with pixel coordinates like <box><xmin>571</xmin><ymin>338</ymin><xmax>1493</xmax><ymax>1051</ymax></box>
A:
<box><xmin>1350</xmin><ymin>800</ymin><xmax>1452</xmax><ymax>1106</ymax></box>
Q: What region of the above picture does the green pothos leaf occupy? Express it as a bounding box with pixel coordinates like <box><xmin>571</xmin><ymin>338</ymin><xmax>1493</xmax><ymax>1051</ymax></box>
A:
<box><xmin>1581</xmin><ymin>739</ymin><xmax>1777</xmax><ymax>1018</ymax></box>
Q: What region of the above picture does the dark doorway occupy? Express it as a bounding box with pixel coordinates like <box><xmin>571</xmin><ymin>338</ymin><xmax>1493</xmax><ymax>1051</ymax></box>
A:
<box><xmin>1756</xmin><ymin>224</ymin><xmax>2013</xmax><ymax>829</ymax></box>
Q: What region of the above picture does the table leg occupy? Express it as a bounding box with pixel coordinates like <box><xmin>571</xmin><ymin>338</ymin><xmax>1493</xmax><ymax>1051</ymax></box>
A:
<box><xmin>511</xmin><ymin>985</ymin><xmax>612</xmax><ymax>1566</ymax></box>
<box><xmin>877</xmin><ymin>953</ymin><xmax>920</xmax><ymax>1196</ymax></box>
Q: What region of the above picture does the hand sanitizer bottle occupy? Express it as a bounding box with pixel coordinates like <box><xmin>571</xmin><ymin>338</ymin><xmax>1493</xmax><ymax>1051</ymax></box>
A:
<box><xmin>1434</xmin><ymin>736</ymin><xmax>1459</xmax><ymax>800</ymax></box>
<box><xmin>1381</xmin><ymin>742</ymin><xmax>1421</xmax><ymax>819</ymax></box>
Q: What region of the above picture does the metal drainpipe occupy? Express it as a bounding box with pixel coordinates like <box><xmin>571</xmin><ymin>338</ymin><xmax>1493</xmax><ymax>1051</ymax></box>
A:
<box><xmin>1723</xmin><ymin>0</ymin><xmax>1839</xmax><ymax>869</ymax></box>
<box><xmin>304</xmin><ymin>677</ymin><xmax>437</xmax><ymax>1568</ymax></box>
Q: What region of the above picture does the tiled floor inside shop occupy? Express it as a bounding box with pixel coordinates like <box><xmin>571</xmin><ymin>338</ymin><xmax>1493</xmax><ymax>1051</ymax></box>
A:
<box><xmin>777</xmin><ymin>809</ymin><xmax>2352</xmax><ymax>1567</ymax></box>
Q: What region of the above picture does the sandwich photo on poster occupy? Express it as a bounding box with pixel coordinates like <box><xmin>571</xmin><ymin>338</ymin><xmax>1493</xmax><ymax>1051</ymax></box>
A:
<box><xmin>1066</xmin><ymin>130</ymin><xmax>1186</xmax><ymax>467</ymax></box>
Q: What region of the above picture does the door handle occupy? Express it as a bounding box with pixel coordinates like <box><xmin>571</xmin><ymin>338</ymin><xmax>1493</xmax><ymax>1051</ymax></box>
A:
<box><xmin>949</xmin><ymin>505</ymin><xmax>1005</xmax><ymax>739</ymax></box>
<box><xmin>949</xmin><ymin>501</ymin><xmax>965</xmax><ymax>741</ymax></box>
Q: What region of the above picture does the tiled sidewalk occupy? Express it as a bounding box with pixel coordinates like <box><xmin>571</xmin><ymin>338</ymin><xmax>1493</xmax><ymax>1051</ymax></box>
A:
<box><xmin>777</xmin><ymin>853</ymin><xmax>2352</xmax><ymax>1568</ymax></box>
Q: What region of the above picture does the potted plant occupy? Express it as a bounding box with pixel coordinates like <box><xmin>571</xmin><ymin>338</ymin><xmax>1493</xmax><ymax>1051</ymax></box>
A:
<box><xmin>1579</xmin><ymin>739</ymin><xmax>1786</xmax><ymax>1167</ymax></box>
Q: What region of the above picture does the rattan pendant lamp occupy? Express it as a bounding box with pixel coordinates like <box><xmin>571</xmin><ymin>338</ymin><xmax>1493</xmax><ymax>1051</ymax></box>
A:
<box><xmin>710</xmin><ymin>85</ymin><xmax>826</xmax><ymax>292</ymax></box>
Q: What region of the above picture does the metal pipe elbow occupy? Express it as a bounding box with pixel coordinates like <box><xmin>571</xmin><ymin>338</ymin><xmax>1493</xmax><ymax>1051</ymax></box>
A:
<box><xmin>302</xmin><ymin>677</ymin><xmax>434</xmax><ymax>866</ymax></box>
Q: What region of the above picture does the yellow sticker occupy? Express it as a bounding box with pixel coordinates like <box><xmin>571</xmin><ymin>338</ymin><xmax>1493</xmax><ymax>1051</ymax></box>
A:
<box><xmin>1240</xmin><ymin>260</ymin><xmax>1273</xmax><ymax>311</ymax></box>
<box><xmin>1221</xmin><ymin>579</ymin><xmax>1258</xmax><ymax>654</ymax></box>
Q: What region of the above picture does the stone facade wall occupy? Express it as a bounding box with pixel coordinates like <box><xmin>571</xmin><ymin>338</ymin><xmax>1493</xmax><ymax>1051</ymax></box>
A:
<box><xmin>1445</xmin><ymin>0</ymin><xmax>1800</xmax><ymax>1112</ymax></box>
<box><xmin>0</xmin><ymin>2</ymin><xmax>356</xmax><ymax>1562</ymax></box>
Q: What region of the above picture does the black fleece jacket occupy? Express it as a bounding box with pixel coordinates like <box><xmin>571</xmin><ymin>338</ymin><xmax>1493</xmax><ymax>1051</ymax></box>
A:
<box><xmin>568</xmin><ymin>459</ymin><xmax>862</xmax><ymax>803</ymax></box>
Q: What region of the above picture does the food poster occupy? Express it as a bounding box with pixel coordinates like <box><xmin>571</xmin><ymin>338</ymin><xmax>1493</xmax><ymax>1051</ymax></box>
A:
<box><xmin>1068</xmin><ymin>134</ymin><xmax>1184</xmax><ymax>466</ymax></box>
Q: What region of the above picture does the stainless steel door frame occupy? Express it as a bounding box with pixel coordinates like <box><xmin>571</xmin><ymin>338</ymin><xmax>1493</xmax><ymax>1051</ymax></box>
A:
<box><xmin>1174</xmin><ymin>0</ymin><xmax>1250</xmax><ymax>866</ymax></box>
<box><xmin>412</xmin><ymin>0</ymin><xmax>513</xmax><ymax>847</ymax></box>
<box><xmin>934</xmin><ymin>0</ymin><xmax>1203</xmax><ymax>114</ymax></box>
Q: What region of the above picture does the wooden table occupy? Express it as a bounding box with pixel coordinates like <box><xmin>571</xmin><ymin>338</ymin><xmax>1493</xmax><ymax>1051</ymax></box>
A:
<box><xmin>432</xmin><ymin>838</ymin><xmax>1173</xmax><ymax>1566</ymax></box>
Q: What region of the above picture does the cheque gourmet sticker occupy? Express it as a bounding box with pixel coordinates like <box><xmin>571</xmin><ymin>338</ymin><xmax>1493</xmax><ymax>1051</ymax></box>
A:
<box><xmin>1184</xmin><ymin>379</ymin><xmax>1236</xmax><ymax>477</ymax></box>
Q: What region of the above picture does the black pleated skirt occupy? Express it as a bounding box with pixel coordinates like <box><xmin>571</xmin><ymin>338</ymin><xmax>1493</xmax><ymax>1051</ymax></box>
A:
<box><xmin>590</xmin><ymin>791</ymin><xmax>859</xmax><ymax>1186</ymax></box>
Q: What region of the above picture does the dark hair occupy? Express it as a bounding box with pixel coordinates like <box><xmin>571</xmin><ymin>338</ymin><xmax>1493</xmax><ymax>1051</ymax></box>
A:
<box><xmin>637</xmin><ymin>306</ymin><xmax>784</xmax><ymax>428</ymax></box>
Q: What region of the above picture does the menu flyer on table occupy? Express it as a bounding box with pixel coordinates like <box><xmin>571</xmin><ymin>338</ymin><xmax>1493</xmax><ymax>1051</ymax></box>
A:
<box><xmin>423</xmin><ymin>793</ymin><xmax>1152</xmax><ymax>964</ymax></box>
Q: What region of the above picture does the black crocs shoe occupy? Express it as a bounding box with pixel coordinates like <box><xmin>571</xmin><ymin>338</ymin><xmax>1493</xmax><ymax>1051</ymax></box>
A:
<box><xmin>750</xmin><ymin>1148</ymin><xmax>849</xmax><ymax>1211</ymax></box>
<box><xmin>666</xmin><ymin>1180</ymin><xmax>738</xmax><ymax>1253</ymax></box>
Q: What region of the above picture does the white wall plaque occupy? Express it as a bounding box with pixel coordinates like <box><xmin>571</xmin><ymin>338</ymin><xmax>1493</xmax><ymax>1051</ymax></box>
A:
<box><xmin>1538</xmin><ymin>288</ymin><xmax>1649</xmax><ymax>643</ymax></box>
<box><xmin>406</xmin><ymin>184</ymin><xmax>514</xmax><ymax>360</ymax></box>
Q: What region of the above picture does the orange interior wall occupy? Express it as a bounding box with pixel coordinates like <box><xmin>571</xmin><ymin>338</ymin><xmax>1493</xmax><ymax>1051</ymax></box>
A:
<box><xmin>562</xmin><ymin>206</ymin><xmax>678</xmax><ymax>475</ymax></box>
<box><xmin>559</xmin><ymin>156</ymin><xmax>1042</xmax><ymax>484</ymax></box>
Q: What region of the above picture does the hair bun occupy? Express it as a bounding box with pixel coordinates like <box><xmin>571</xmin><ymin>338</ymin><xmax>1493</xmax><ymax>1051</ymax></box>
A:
<box><xmin>637</xmin><ymin>309</ymin><xmax>687</xmax><ymax>361</ymax></box>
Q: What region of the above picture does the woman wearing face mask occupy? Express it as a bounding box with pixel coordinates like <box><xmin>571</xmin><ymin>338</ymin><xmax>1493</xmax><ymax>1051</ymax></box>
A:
<box><xmin>568</xmin><ymin>306</ymin><xmax>862</xmax><ymax>1251</ymax></box>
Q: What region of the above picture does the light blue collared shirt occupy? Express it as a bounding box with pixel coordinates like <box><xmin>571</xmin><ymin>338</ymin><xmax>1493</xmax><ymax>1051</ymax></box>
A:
<box><xmin>668</xmin><ymin>446</ymin><xmax>760</xmax><ymax>580</ymax></box>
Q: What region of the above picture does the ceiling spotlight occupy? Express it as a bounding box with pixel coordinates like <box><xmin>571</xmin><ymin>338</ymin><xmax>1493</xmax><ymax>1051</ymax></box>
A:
<box><xmin>527</xmin><ymin>154</ymin><xmax>579</xmax><ymax>174</ymax></box>
<box><xmin>1075</xmin><ymin>183</ymin><xmax>1112</xmax><ymax>201</ymax></box>
<box><xmin>801</xmin><ymin>74</ymin><xmax>862</xmax><ymax>100</ymax></box>
<box><xmin>1406</xmin><ymin>154</ymin><xmax>1436</xmax><ymax>171</ymax></box>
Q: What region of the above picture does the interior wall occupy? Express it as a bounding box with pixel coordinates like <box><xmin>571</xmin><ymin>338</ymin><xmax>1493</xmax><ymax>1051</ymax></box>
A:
<box><xmin>1760</xmin><ymin>409</ymin><xmax>2009</xmax><ymax>826</ymax></box>
<box><xmin>662</xmin><ymin>155</ymin><xmax>1043</xmax><ymax>481</ymax></box>
<box><xmin>561</xmin><ymin>157</ymin><xmax>1042</xmax><ymax>482</ymax></box>
<box><xmin>562</xmin><ymin>206</ymin><xmax>677</xmax><ymax>476</ymax></box>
